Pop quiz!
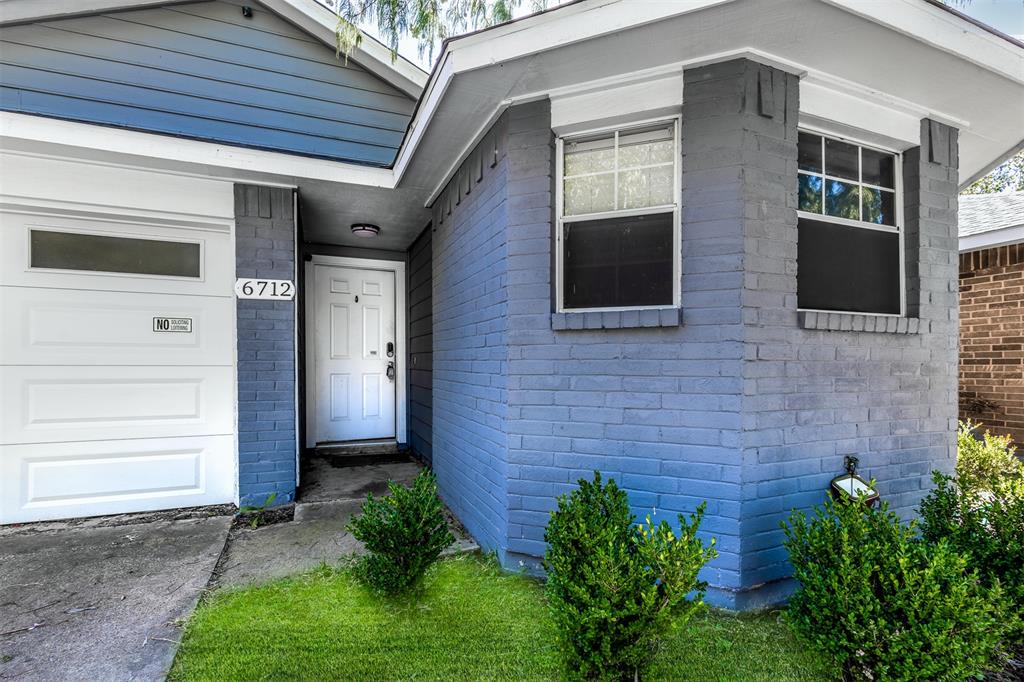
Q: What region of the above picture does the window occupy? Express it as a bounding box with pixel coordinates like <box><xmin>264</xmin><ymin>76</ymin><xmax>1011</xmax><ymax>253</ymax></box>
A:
<box><xmin>797</xmin><ymin>131</ymin><xmax>902</xmax><ymax>316</ymax></box>
<box><xmin>30</xmin><ymin>229</ymin><xmax>202</xmax><ymax>278</ymax></box>
<box><xmin>557</xmin><ymin>120</ymin><xmax>679</xmax><ymax>311</ymax></box>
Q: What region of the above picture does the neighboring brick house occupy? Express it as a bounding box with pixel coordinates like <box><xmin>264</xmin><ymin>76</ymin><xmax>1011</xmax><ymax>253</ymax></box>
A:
<box><xmin>2</xmin><ymin>0</ymin><xmax>1022</xmax><ymax>609</ymax></box>
<box><xmin>959</xmin><ymin>192</ymin><xmax>1024</xmax><ymax>443</ymax></box>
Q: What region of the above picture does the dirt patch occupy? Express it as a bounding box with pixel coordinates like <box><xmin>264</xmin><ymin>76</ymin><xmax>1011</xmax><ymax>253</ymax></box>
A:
<box><xmin>231</xmin><ymin>504</ymin><xmax>295</xmax><ymax>531</ymax></box>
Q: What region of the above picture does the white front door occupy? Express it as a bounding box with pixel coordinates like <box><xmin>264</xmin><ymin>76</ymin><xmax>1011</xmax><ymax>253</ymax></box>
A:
<box><xmin>313</xmin><ymin>264</ymin><xmax>397</xmax><ymax>443</ymax></box>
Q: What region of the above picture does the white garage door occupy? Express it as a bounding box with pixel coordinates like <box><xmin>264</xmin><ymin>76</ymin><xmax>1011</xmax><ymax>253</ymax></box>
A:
<box><xmin>0</xmin><ymin>153</ymin><xmax>237</xmax><ymax>524</ymax></box>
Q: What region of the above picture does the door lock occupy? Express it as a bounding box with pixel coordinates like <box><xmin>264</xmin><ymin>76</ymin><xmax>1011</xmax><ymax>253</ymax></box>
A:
<box><xmin>386</xmin><ymin>341</ymin><xmax>394</xmax><ymax>358</ymax></box>
<box><xmin>386</xmin><ymin>361</ymin><xmax>395</xmax><ymax>382</ymax></box>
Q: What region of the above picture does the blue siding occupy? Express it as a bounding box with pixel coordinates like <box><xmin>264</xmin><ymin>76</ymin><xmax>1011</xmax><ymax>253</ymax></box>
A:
<box><xmin>0</xmin><ymin>0</ymin><xmax>415</xmax><ymax>166</ymax></box>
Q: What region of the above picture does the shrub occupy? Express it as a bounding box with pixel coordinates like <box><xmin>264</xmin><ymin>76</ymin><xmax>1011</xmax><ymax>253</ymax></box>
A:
<box><xmin>346</xmin><ymin>469</ymin><xmax>454</xmax><ymax>595</ymax></box>
<box><xmin>955</xmin><ymin>420</ymin><xmax>1022</xmax><ymax>493</ymax></box>
<box><xmin>921</xmin><ymin>423</ymin><xmax>1024</xmax><ymax>642</ymax></box>
<box><xmin>783</xmin><ymin>495</ymin><xmax>1008</xmax><ymax>681</ymax></box>
<box><xmin>543</xmin><ymin>472</ymin><xmax>717</xmax><ymax>681</ymax></box>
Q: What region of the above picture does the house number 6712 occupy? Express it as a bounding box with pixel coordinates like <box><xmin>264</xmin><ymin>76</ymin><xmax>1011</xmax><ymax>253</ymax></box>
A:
<box><xmin>234</xmin><ymin>278</ymin><xmax>296</xmax><ymax>300</ymax></box>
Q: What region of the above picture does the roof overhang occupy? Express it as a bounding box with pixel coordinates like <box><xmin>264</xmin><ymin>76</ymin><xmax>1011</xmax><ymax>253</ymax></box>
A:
<box><xmin>961</xmin><ymin>224</ymin><xmax>1024</xmax><ymax>252</ymax></box>
<box><xmin>0</xmin><ymin>0</ymin><xmax>428</xmax><ymax>97</ymax></box>
<box><xmin>392</xmin><ymin>0</ymin><xmax>1024</xmax><ymax>202</ymax></box>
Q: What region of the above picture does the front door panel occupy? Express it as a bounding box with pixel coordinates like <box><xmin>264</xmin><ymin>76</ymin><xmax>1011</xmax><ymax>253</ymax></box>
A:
<box><xmin>314</xmin><ymin>264</ymin><xmax>396</xmax><ymax>442</ymax></box>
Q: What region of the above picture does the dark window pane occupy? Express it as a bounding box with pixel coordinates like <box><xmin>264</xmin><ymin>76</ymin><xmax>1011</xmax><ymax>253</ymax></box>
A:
<box><xmin>799</xmin><ymin>174</ymin><xmax>823</xmax><ymax>213</ymax></box>
<box><xmin>798</xmin><ymin>218</ymin><xmax>901</xmax><ymax>314</ymax></box>
<box><xmin>861</xmin><ymin>148</ymin><xmax>895</xmax><ymax>189</ymax></box>
<box><xmin>862</xmin><ymin>187</ymin><xmax>896</xmax><ymax>226</ymax></box>
<box><xmin>798</xmin><ymin>132</ymin><xmax>822</xmax><ymax>173</ymax></box>
<box><xmin>30</xmin><ymin>230</ymin><xmax>201</xmax><ymax>277</ymax></box>
<box><xmin>563</xmin><ymin>213</ymin><xmax>674</xmax><ymax>309</ymax></box>
<box><xmin>824</xmin><ymin>137</ymin><xmax>859</xmax><ymax>181</ymax></box>
<box><xmin>825</xmin><ymin>180</ymin><xmax>860</xmax><ymax>220</ymax></box>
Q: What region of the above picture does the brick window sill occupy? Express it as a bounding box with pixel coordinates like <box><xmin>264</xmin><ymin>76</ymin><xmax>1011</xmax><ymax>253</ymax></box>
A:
<box><xmin>551</xmin><ymin>308</ymin><xmax>681</xmax><ymax>331</ymax></box>
<box><xmin>798</xmin><ymin>311</ymin><xmax>929</xmax><ymax>334</ymax></box>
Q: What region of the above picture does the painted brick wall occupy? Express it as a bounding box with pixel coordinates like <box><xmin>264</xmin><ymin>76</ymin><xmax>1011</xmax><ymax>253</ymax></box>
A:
<box><xmin>409</xmin><ymin>226</ymin><xmax>434</xmax><ymax>462</ymax></box>
<box><xmin>959</xmin><ymin>244</ymin><xmax>1024</xmax><ymax>442</ymax></box>
<box><xmin>500</xmin><ymin>96</ymin><xmax>748</xmax><ymax>597</ymax></box>
<box><xmin>737</xmin><ymin>109</ymin><xmax>960</xmax><ymax>604</ymax></box>
<box><xmin>429</xmin><ymin>62</ymin><xmax>960</xmax><ymax>608</ymax></box>
<box><xmin>431</xmin><ymin>115</ymin><xmax>512</xmax><ymax>553</ymax></box>
<box><xmin>235</xmin><ymin>184</ymin><xmax>297</xmax><ymax>507</ymax></box>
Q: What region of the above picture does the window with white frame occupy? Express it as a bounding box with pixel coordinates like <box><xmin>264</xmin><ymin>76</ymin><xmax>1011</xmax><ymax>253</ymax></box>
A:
<box><xmin>557</xmin><ymin>120</ymin><xmax>680</xmax><ymax>311</ymax></box>
<box><xmin>797</xmin><ymin>131</ymin><xmax>903</xmax><ymax>316</ymax></box>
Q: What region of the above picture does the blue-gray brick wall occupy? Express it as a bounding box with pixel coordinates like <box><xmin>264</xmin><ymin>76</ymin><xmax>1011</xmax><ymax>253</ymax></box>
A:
<box><xmin>235</xmin><ymin>184</ymin><xmax>297</xmax><ymax>507</ymax></box>
<box><xmin>431</xmin><ymin>114</ymin><xmax>512</xmax><ymax>554</ymax></box>
<box><xmin>408</xmin><ymin>226</ymin><xmax>433</xmax><ymax>462</ymax></box>
<box><xmin>0</xmin><ymin>1</ymin><xmax>415</xmax><ymax>165</ymax></box>
<box><xmin>428</xmin><ymin>61</ymin><xmax>960</xmax><ymax>609</ymax></box>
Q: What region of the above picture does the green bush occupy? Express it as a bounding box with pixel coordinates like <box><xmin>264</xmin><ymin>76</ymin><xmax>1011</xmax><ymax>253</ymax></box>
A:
<box><xmin>346</xmin><ymin>469</ymin><xmax>454</xmax><ymax>595</ymax></box>
<box><xmin>783</xmin><ymin>495</ymin><xmax>1008</xmax><ymax>681</ymax></box>
<box><xmin>920</xmin><ymin>422</ymin><xmax>1024</xmax><ymax>642</ymax></box>
<box><xmin>543</xmin><ymin>472</ymin><xmax>717</xmax><ymax>681</ymax></box>
<box><xmin>954</xmin><ymin>420</ymin><xmax>1022</xmax><ymax>493</ymax></box>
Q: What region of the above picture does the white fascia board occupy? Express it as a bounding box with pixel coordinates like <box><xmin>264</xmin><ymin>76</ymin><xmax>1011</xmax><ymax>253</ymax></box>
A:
<box><xmin>960</xmin><ymin>224</ymin><xmax>1024</xmax><ymax>252</ymax></box>
<box><xmin>822</xmin><ymin>0</ymin><xmax>1024</xmax><ymax>86</ymax></box>
<box><xmin>257</xmin><ymin>0</ymin><xmax>427</xmax><ymax>97</ymax></box>
<box><xmin>0</xmin><ymin>112</ymin><xmax>397</xmax><ymax>188</ymax></box>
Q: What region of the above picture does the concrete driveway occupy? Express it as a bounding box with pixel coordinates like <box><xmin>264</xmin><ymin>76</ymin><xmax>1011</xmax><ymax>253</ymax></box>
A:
<box><xmin>0</xmin><ymin>513</ymin><xmax>230</xmax><ymax>682</ymax></box>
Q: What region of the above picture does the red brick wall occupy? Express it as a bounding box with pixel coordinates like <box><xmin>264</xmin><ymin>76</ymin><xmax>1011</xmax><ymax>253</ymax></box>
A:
<box><xmin>959</xmin><ymin>243</ymin><xmax>1024</xmax><ymax>443</ymax></box>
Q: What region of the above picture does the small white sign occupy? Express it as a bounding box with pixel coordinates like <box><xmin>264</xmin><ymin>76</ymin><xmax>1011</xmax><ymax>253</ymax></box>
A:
<box><xmin>153</xmin><ymin>317</ymin><xmax>193</xmax><ymax>333</ymax></box>
<box><xmin>234</xmin><ymin>278</ymin><xmax>295</xmax><ymax>300</ymax></box>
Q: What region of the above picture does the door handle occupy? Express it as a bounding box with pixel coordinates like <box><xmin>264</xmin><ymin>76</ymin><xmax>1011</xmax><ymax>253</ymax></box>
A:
<box><xmin>386</xmin><ymin>361</ymin><xmax>395</xmax><ymax>382</ymax></box>
<box><xmin>386</xmin><ymin>341</ymin><xmax>394</xmax><ymax>358</ymax></box>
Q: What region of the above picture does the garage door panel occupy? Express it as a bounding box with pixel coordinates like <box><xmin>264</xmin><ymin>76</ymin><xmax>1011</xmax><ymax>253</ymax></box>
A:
<box><xmin>0</xmin><ymin>211</ymin><xmax>234</xmax><ymax>296</ymax></box>
<box><xmin>1</xmin><ymin>287</ymin><xmax>234</xmax><ymax>366</ymax></box>
<box><xmin>0</xmin><ymin>435</ymin><xmax>235</xmax><ymax>524</ymax></box>
<box><xmin>0</xmin><ymin>366</ymin><xmax>234</xmax><ymax>444</ymax></box>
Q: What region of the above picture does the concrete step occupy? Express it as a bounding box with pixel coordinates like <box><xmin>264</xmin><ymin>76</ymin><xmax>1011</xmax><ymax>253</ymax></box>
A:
<box><xmin>310</xmin><ymin>440</ymin><xmax>410</xmax><ymax>467</ymax></box>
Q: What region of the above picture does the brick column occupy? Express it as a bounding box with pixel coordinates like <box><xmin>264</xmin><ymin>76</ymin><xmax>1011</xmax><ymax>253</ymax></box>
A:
<box><xmin>234</xmin><ymin>185</ymin><xmax>297</xmax><ymax>507</ymax></box>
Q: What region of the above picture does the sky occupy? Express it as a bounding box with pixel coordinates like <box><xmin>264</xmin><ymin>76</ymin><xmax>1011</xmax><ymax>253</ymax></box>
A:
<box><xmin>337</xmin><ymin>0</ymin><xmax>1024</xmax><ymax>71</ymax></box>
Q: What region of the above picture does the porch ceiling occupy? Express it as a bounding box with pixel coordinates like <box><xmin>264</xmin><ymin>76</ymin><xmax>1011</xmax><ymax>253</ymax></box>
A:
<box><xmin>297</xmin><ymin>179</ymin><xmax>429</xmax><ymax>250</ymax></box>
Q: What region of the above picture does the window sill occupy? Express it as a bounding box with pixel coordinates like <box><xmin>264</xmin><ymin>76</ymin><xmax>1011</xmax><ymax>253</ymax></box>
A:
<box><xmin>798</xmin><ymin>311</ymin><xmax>928</xmax><ymax>334</ymax></box>
<box><xmin>552</xmin><ymin>308</ymin><xmax>680</xmax><ymax>331</ymax></box>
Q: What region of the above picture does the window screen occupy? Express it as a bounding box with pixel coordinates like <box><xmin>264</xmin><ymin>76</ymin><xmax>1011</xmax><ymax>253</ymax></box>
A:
<box><xmin>559</xmin><ymin>121</ymin><xmax>679</xmax><ymax>311</ymax></box>
<box><xmin>563</xmin><ymin>213</ymin><xmax>674</xmax><ymax>309</ymax></box>
<box><xmin>797</xmin><ymin>132</ymin><xmax>902</xmax><ymax>315</ymax></box>
<box><xmin>30</xmin><ymin>230</ymin><xmax>201</xmax><ymax>278</ymax></box>
<box><xmin>797</xmin><ymin>218</ymin><xmax>901</xmax><ymax>315</ymax></box>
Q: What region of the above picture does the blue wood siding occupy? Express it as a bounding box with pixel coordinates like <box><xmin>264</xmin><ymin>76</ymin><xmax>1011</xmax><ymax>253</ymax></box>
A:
<box><xmin>0</xmin><ymin>0</ymin><xmax>415</xmax><ymax>166</ymax></box>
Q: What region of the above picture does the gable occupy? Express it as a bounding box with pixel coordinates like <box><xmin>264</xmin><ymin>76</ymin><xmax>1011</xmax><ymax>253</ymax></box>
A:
<box><xmin>0</xmin><ymin>0</ymin><xmax>416</xmax><ymax>166</ymax></box>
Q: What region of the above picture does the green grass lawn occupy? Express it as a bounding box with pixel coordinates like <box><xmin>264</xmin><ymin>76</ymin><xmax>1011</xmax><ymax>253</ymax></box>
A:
<box><xmin>170</xmin><ymin>555</ymin><xmax>832</xmax><ymax>681</ymax></box>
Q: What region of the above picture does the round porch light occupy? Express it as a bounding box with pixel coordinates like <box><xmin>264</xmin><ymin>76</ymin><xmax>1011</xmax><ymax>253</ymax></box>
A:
<box><xmin>351</xmin><ymin>223</ymin><xmax>380</xmax><ymax>238</ymax></box>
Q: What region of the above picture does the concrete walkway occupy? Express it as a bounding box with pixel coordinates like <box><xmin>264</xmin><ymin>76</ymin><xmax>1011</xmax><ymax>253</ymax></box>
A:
<box><xmin>0</xmin><ymin>514</ymin><xmax>231</xmax><ymax>682</ymax></box>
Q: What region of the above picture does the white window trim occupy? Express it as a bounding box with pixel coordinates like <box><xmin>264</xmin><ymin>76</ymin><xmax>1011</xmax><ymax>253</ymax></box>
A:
<box><xmin>796</xmin><ymin>126</ymin><xmax>906</xmax><ymax>318</ymax></box>
<box><xmin>555</xmin><ymin>116</ymin><xmax>682</xmax><ymax>314</ymax></box>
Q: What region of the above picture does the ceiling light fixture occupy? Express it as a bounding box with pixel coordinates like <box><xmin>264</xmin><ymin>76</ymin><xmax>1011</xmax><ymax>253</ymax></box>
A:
<box><xmin>350</xmin><ymin>223</ymin><xmax>380</xmax><ymax>238</ymax></box>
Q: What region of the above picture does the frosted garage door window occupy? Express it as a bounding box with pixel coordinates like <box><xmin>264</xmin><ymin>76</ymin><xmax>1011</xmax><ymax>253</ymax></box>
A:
<box><xmin>30</xmin><ymin>230</ymin><xmax>201</xmax><ymax>278</ymax></box>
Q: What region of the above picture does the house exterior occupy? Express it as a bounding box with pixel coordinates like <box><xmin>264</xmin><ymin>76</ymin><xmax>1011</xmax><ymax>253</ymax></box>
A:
<box><xmin>959</xmin><ymin>191</ymin><xmax>1024</xmax><ymax>443</ymax></box>
<box><xmin>1</xmin><ymin>0</ymin><xmax>1021</xmax><ymax>608</ymax></box>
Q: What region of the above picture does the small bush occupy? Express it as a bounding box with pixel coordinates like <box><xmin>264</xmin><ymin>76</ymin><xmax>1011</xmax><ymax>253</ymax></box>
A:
<box><xmin>346</xmin><ymin>469</ymin><xmax>454</xmax><ymax>595</ymax></box>
<box><xmin>783</xmin><ymin>495</ymin><xmax>1008</xmax><ymax>681</ymax></box>
<box><xmin>921</xmin><ymin>423</ymin><xmax>1024</xmax><ymax>642</ymax></box>
<box><xmin>955</xmin><ymin>420</ymin><xmax>1022</xmax><ymax>493</ymax></box>
<box><xmin>544</xmin><ymin>472</ymin><xmax>717</xmax><ymax>681</ymax></box>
